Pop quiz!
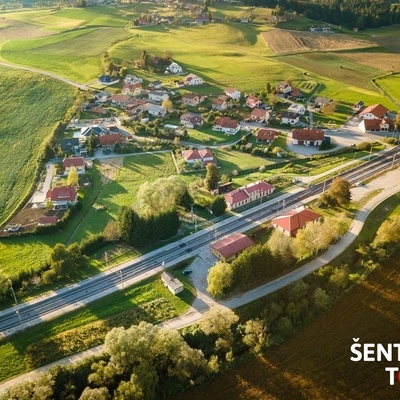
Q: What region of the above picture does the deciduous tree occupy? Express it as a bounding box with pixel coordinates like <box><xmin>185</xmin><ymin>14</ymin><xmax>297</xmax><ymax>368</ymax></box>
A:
<box><xmin>204</xmin><ymin>163</ymin><xmax>219</xmax><ymax>191</ymax></box>
<box><xmin>67</xmin><ymin>166</ymin><xmax>79</xmax><ymax>187</ymax></box>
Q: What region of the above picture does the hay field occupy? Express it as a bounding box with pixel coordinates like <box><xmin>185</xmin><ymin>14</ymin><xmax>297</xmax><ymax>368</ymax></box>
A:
<box><xmin>174</xmin><ymin>260</ymin><xmax>400</xmax><ymax>400</ymax></box>
<box><xmin>263</xmin><ymin>29</ymin><xmax>377</xmax><ymax>55</ymax></box>
<box><xmin>340</xmin><ymin>51</ymin><xmax>400</xmax><ymax>72</ymax></box>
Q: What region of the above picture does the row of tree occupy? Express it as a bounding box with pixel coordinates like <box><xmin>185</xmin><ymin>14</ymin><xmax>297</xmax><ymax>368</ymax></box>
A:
<box><xmin>207</xmin><ymin>213</ymin><xmax>348</xmax><ymax>298</ymax></box>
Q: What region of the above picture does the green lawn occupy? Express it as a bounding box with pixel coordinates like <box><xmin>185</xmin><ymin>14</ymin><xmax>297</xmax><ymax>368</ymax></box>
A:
<box><xmin>374</xmin><ymin>73</ymin><xmax>400</xmax><ymax>106</ymax></box>
<box><xmin>0</xmin><ymin>68</ymin><xmax>76</xmax><ymax>227</ymax></box>
<box><xmin>0</xmin><ymin>262</ymin><xmax>196</xmax><ymax>382</ymax></box>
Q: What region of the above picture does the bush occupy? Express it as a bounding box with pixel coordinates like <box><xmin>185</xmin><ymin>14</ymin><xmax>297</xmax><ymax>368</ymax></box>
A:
<box><xmin>80</xmin><ymin>234</ymin><xmax>107</xmax><ymax>255</ymax></box>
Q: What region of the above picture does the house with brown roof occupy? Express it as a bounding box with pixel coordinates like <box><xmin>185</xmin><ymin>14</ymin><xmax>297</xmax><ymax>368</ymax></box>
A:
<box><xmin>211</xmin><ymin>97</ymin><xmax>229</xmax><ymax>111</ymax></box>
<box><xmin>224</xmin><ymin>180</ymin><xmax>275</xmax><ymax>210</ymax></box>
<box><xmin>98</xmin><ymin>134</ymin><xmax>123</xmax><ymax>149</ymax></box>
<box><xmin>110</xmin><ymin>94</ymin><xmax>132</xmax><ymax>108</ymax></box>
<box><xmin>125</xmin><ymin>99</ymin><xmax>147</xmax><ymax>115</ymax></box>
<box><xmin>210</xmin><ymin>232</ymin><xmax>255</xmax><ymax>262</ymax></box>
<box><xmin>359</xmin><ymin>103</ymin><xmax>388</xmax><ymax>120</ymax></box>
<box><xmin>271</xmin><ymin>205</ymin><xmax>321</xmax><ymax>237</ymax></box>
<box><xmin>290</xmin><ymin>128</ymin><xmax>324</xmax><ymax>146</ymax></box>
<box><xmin>256</xmin><ymin>129</ymin><xmax>279</xmax><ymax>143</ymax></box>
<box><xmin>181</xmin><ymin>93</ymin><xmax>205</xmax><ymax>107</ymax></box>
<box><xmin>250</xmin><ymin>108</ymin><xmax>270</xmax><ymax>123</ymax></box>
<box><xmin>213</xmin><ymin>117</ymin><xmax>241</xmax><ymax>135</ymax></box>
<box><xmin>182</xmin><ymin>148</ymin><xmax>215</xmax><ymax>165</ymax></box>
<box><xmin>62</xmin><ymin>157</ymin><xmax>85</xmax><ymax>174</ymax></box>
<box><xmin>224</xmin><ymin>87</ymin><xmax>241</xmax><ymax>100</ymax></box>
<box><xmin>121</xmin><ymin>83</ymin><xmax>142</xmax><ymax>97</ymax></box>
<box><xmin>359</xmin><ymin>118</ymin><xmax>394</xmax><ymax>133</ymax></box>
<box><xmin>245</xmin><ymin>95</ymin><xmax>262</xmax><ymax>109</ymax></box>
<box><xmin>46</xmin><ymin>186</ymin><xmax>77</xmax><ymax>208</ymax></box>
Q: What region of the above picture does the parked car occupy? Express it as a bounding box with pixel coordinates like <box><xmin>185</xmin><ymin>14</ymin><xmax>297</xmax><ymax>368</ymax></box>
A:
<box><xmin>182</xmin><ymin>269</ymin><xmax>192</xmax><ymax>276</ymax></box>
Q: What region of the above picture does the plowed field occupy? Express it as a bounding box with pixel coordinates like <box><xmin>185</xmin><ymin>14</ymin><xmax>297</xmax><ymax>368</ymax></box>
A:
<box><xmin>263</xmin><ymin>29</ymin><xmax>376</xmax><ymax>55</ymax></box>
<box><xmin>174</xmin><ymin>260</ymin><xmax>400</xmax><ymax>400</ymax></box>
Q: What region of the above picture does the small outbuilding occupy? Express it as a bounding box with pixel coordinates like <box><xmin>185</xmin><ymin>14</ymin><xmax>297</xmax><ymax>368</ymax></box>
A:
<box><xmin>161</xmin><ymin>272</ymin><xmax>184</xmax><ymax>295</ymax></box>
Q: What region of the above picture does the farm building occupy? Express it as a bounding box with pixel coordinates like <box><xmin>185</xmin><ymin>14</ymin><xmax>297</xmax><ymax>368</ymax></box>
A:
<box><xmin>271</xmin><ymin>205</ymin><xmax>321</xmax><ymax>237</ymax></box>
<box><xmin>210</xmin><ymin>232</ymin><xmax>255</xmax><ymax>262</ymax></box>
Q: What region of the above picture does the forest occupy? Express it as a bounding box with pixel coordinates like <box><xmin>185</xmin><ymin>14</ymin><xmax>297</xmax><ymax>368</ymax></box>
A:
<box><xmin>242</xmin><ymin>0</ymin><xmax>400</xmax><ymax>29</ymax></box>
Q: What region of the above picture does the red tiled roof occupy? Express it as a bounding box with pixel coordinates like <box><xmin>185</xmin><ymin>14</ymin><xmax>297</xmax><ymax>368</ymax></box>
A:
<box><xmin>359</xmin><ymin>103</ymin><xmax>388</xmax><ymax>119</ymax></box>
<box><xmin>122</xmin><ymin>83</ymin><xmax>142</xmax><ymax>91</ymax></box>
<box><xmin>291</xmin><ymin>128</ymin><xmax>324</xmax><ymax>141</ymax></box>
<box><xmin>46</xmin><ymin>186</ymin><xmax>77</xmax><ymax>202</ymax></box>
<box><xmin>98</xmin><ymin>134</ymin><xmax>123</xmax><ymax>146</ymax></box>
<box><xmin>211</xmin><ymin>232</ymin><xmax>254</xmax><ymax>259</ymax></box>
<box><xmin>250</xmin><ymin>108</ymin><xmax>267</xmax><ymax>118</ymax></box>
<box><xmin>182</xmin><ymin>149</ymin><xmax>201</xmax><ymax>161</ymax></box>
<box><xmin>362</xmin><ymin>118</ymin><xmax>394</xmax><ymax>131</ymax></box>
<box><xmin>214</xmin><ymin>117</ymin><xmax>239</xmax><ymax>129</ymax></box>
<box><xmin>199</xmin><ymin>148</ymin><xmax>213</xmax><ymax>158</ymax></box>
<box><xmin>272</xmin><ymin>206</ymin><xmax>321</xmax><ymax>236</ymax></box>
<box><xmin>256</xmin><ymin>129</ymin><xmax>278</xmax><ymax>141</ymax></box>
<box><xmin>224</xmin><ymin>189</ymin><xmax>248</xmax><ymax>205</ymax></box>
<box><xmin>63</xmin><ymin>157</ymin><xmax>85</xmax><ymax>168</ymax></box>
<box><xmin>244</xmin><ymin>180</ymin><xmax>274</xmax><ymax>194</ymax></box>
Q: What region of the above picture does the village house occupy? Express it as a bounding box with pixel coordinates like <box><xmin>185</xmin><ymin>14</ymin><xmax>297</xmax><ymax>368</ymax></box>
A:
<box><xmin>314</xmin><ymin>96</ymin><xmax>332</xmax><ymax>109</ymax></box>
<box><xmin>125</xmin><ymin>99</ymin><xmax>147</xmax><ymax>115</ymax></box>
<box><xmin>250</xmin><ymin>108</ymin><xmax>270</xmax><ymax>123</ymax></box>
<box><xmin>98</xmin><ymin>75</ymin><xmax>119</xmax><ymax>86</ymax></box>
<box><xmin>148</xmin><ymin>91</ymin><xmax>169</xmax><ymax>103</ymax></box>
<box><xmin>182</xmin><ymin>148</ymin><xmax>215</xmax><ymax>165</ymax></box>
<box><xmin>352</xmin><ymin>100</ymin><xmax>365</xmax><ymax>112</ymax></box>
<box><xmin>89</xmin><ymin>105</ymin><xmax>108</xmax><ymax>115</ymax></box>
<box><xmin>211</xmin><ymin>96</ymin><xmax>230</xmax><ymax>111</ymax></box>
<box><xmin>224</xmin><ymin>87</ymin><xmax>241</xmax><ymax>100</ymax></box>
<box><xmin>287</xmin><ymin>103</ymin><xmax>306</xmax><ymax>115</ymax></box>
<box><xmin>358</xmin><ymin>103</ymin><xmax>389</xmax><ymax>120</ymax></box>
<box><xmin>161</xmin><ymin>272</ymin><xmax>184</xmax><ymax>295</ymax></box>
<box><xmin>80</xmin><ymin>126</ymin><xmax>108</xmax><ymax>139</ymax></box>
<box><xmin>121</xmin><ymin>83</ymin><xmax>142</xmax><ymax>97</ymax></box>
<box><xmin>62</xmin><ymin>156</ymin><xmax>85</xmax><ymax>175</ymax></box>
<box><xmin>256</xmin><ymin>129</ymin><xmax>279</xmax><ymax>143</ymax></box>
<box><xmin>213</xmin><ymin>117</ymin><xmax>241</xmax><ymax>135</ymax></box>
<box><xmin>98</xmin><ymin>134</ymin><xmax>123</xmax><ymax>149</ymax></box>
<box><xmin>60</xmin><ymin>138</ymin><xmax>80</xmax><ymax>153</ymax></box>
<box><xmin>148</xmin><ymin>80</ymin><xmax>163</xmax><ymax>90</ymax></box>
<box><xmin>165</xmin><ymin>62</ymin><xmax>183</xmax><ymax>74</ymax></box>
<box><xmin>245</xmin><ymin>95</ymin><xmax>262</xmax><ymax>109</ymax></box>
<box><xmin>271</xmin><ymin>205</ymin><xmax>322</xmax><ymax>237</ymax></box>
<box><xmin>359</xmin><ymin>118</ymin><xmax>394</xmax><ymax>133</ymax></box>
<box><xmin>46</xmin><ymin>186</ymin><xmax>78</xmax><ymax>209</ymax></box>
<box><xmin>290</xmin><ymin>128</ymin><xmax>324</xmax><ymax>146</ymax></box>
<box><xmin>281</xmin><ymin>111</ymin><xmax>300</xmax><ymax>125</ymax></box>
<box><xmin>183</xmin><ymin>73</ymin><xmax>204</xmax><ymax>86</ymax></box>
<box><xmin>210</xmin><ymin>232</ymin><xmax>255</xmax><ymax>262</ymax></box>
<box><xmin>95</xmin><ymin>91</ymin><xmax>111</xmax><ymax>103</ymax></box>
<box><xmin>289</xmin><ymin>87</ymin><xmax>304</xmax><ymax>99</ymax></box>
<box><xmin>181</xmin><ymin>93</ymin><xmax>205</xmax><ymax>107</ymax></box>
<box><xmin>124</xmin><ymin>74</ymin><xmax>143</xmax><ymax>85</ymax></box>
<box><xmin>180</xmin><ymin>112</ymin><xmax>204</xmax><ymax>129</ymax></box>
<box><xmin>110</xmin><ymin>94</ymin><xmax>132</xmax><ymax>108</ymax></box>
<box><xmin>224</xmin><ymin>180</ymin><xmax>275</xmax><ymax>210</ymax></box>
<box><xmin>147</xmin><ymin>104</ymin><xmax>167</xmax><ymax>117</ymax></box>
<box><xmin>276</xmin><ymin>81</ymin><xmax>292</xmax><ymax>95</ymax></box>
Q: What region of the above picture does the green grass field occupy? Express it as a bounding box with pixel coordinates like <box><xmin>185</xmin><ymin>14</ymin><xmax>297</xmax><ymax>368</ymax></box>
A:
<box><xmin>374</xmin><ymin>73</ymin><xmax>400</xmax><ymax>106</ymax></box>
<box><xmin>0</xmin><ymin>265</ymin><xmax>196</xmax><ymax>382</ymax></box>
<box><xmin>0</xmin><ymin>67</ymin><xmax>76</xmax><ymax>227</ymax></box>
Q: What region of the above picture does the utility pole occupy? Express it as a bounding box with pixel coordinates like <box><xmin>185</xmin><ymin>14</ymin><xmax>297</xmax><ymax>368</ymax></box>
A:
<box><xmin>8</xmin><ymin>280</ymin><xmax>23</xmax><ymax>329</ymax></box>
<box><xmin>117</xmin><ymin>270</ymin><xmax>123</xmax><ymax>288</ymax></box>
<box><xmin>392</xmin><ymin>153</ymin><xmax>396</xmax><ymax>168</ymax></box>
<box><xmin>104</xmin><ymin>251</ymin><xmax>108</xmax><ymax>268</ymax></box>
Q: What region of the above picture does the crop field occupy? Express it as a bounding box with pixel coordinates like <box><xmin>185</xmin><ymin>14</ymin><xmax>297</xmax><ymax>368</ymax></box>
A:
<box><xmin>173</xmin><ymin>260</ymin><xmax>400</xmax><ymax>400</ymax></box>
<box><xmin>341</xmin><ymin>50</ymin><xmax>400</xmax><ymax>73</ymax></box>
<box><xmin>69</xmin><ymin>153</ymin><xmax>177</xmax><ymax>243</ymax></box>
<box><xmin>262</xmin><ymin>29</ymin><xmax>376</xmax><ymax>55</ymax></box>
<box><xmin>0</xmin><ymin>67</ymin><xmax>76</xmax><ymax>227</ymax></box>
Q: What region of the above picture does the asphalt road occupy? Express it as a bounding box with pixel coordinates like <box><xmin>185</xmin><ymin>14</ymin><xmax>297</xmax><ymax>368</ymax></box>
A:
<box><xmin>0</xmin><ymin>146</ymin><xmax>399</xmax><ymax>338</ymax></box>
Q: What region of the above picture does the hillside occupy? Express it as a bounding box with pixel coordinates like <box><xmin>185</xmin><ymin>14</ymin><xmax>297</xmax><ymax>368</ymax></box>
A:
<box><xmin>173</xmin><ymin>260</ymin><xmax>400</xmax><ymax>400</ymax></box>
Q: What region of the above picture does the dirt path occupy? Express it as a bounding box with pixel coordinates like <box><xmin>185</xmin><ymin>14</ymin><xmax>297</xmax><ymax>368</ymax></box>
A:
<box><xmin>0</xmin><ymin>61</ymin><xmax>88</xmax><ymax>90</ymax></box>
